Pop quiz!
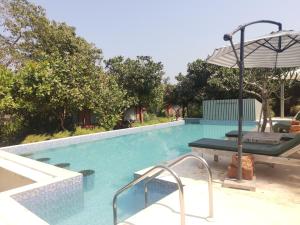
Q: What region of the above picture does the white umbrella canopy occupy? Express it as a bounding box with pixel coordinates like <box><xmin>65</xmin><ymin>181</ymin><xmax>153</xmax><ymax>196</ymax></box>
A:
<box><xmin>207</xmin><ymin>30</ymin><xmax>300</xmax><ymax>68</ymax></box>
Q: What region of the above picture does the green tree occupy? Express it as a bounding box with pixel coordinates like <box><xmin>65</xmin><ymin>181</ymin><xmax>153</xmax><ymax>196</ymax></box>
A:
<box><xmin>105</xmin><ymin>56</ymin><xmax>164</xmax><ymax>123</ymax></box>
<box><xmin>174</xmin><ymin>73</ymin><xmax>194</xmax><ymax>117</ymax></box>
<box><xmin>173</xmin><ymin>59</ymin><xmax>218</xmax><ymax>117</ymax></box>
<box><xmin>14</xmin><ymin>60</ymin><xmax>128</xmax><ymax>131</ymax></box>
<box><xmin>90</xmin><ymin>75</ymin><xmax>130</xmax><ymax>129</ymax></box>
<box><xmin>0</xmin><ymin>66</ymin><xmax>23</xmax><ymax>145</ymax></box>
<box><xmin>162</xmin><ymin>79</ymin><xmax>177</xmax><ymax>115</ymax></box>
<box><xmin>1</xmin><ymin>0</ymin><xmax>128</xmax><ymax>131</ymax></box>
<box><xmin>0</xmin><ymin>0</ymin><xmax>49</xmax><ymax>67</ymax></box>
<box><xmin>0</xmin><ymin>66</ymin><xmax>17</xmax><ymax>114</ymax></box>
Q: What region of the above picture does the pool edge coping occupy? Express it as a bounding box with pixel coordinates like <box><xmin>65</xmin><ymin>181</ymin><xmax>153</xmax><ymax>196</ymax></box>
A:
<box><xmin>0</xmin><ymin>120</ymin><xmax>185</xmax><ymax>154</ymax></box>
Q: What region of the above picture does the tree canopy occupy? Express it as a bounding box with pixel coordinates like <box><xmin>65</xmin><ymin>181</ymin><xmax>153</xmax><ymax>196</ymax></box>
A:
<box><xmin>171</xmin><ymin>59</ymin><xmax>226</xmax><ymax>116</ymax></box>
<box><xmin>105</xmin><ymin>56</ymin><xmax>164</xmax><ymax>122</ymax></box>
<box><xmin>0</xmin><ymin>0</ymin><xmax>166</xmax><ymax>145</ymax></box>
<box><xmin>164</xmin><ymin>59</ymin><xmax>299</xmax><ymax>124</ymax></box>
<box><xmin>0</xmin><ymin>0</ymin><xmax>129</xmax><ymax>136</ymax></box>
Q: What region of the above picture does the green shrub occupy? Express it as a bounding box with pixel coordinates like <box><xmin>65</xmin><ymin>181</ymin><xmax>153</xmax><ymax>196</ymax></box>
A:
<box><xmin>73</xmin><ymin>126</ymin><xmax>106</xmax><ymax>135</ymax></box>
<box><xmin>187</xmin><ymin>104</ymin><xmax>202</xmax><ymax>118</ymax></box>
<box><xmin>0</xmin><ymin>116</ymin><xmax>25</xmax><ymax>146</ymax></box>
<box><xmin>51</xmin><ymin>131</ymin><xmax>71</xmax><ymax>139</ymax></box>
<box><xmin>21</xmin><ymin>134</ymin><xmax>52</xmax><ymax>143</ymax></box>
<box><xmin>143</xmin><ymin>113</ymin><xmax>157</xmax><ymax>122</ymax></box>
<box><xmin>133</xmin><ymin>116</ymin><xmax>172</xmax><ymax>127</ymax></box>
<box><xmin>290</xmin><ymin>105</ymin><xmax>300</xmax><ymax>116</ymax></box>
<box><xmin>270</xmin><ymin>109</ymin><xmax>276</xmax><ymax>118</ymax></box>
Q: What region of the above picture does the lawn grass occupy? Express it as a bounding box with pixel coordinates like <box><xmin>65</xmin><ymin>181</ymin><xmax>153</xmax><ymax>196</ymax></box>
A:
<box><xmin>132</xmin><ymin>117</ymin><xmax>174</xmax><ymax>127</ymax></box>
<box><xmin>21</xmin><ymin>126</ymin><xmax>106</xmax><ymax>144</ymax></box>
<box><xmin>21</xmin><ymin>117</ymin><xmax>174</xmax><ymax>144</ymax></box>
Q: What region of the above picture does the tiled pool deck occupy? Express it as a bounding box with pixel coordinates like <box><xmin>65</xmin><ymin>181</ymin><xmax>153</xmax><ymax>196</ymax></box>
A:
<box><xmin>123</xmin><ymin>151</ymin><xmax>300</xmax><ymax>225</ymax></box>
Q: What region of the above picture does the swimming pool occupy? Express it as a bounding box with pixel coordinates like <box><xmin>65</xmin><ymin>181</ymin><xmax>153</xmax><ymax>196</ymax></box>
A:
<box><xmin>20</xmin><ymin>122</ymin><xmax>255</xmax><ymax>225</ymax></box>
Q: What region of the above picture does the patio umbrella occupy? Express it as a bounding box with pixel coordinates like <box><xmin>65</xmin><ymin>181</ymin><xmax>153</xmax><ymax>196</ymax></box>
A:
<box><xmin>206</xmin><ymin>20</ymin><xmax>300</xmax><ymax>180</ymax></box>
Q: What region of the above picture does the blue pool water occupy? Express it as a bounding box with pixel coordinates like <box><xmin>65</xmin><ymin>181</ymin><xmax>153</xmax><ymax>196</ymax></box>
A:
<box><xmin>24</xmin><ymin>122</ymin><xmax>254</xmax><ymax>225</ymax></box>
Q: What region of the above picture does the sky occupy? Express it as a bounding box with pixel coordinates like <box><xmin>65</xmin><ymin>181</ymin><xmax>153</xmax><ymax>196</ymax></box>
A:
<box><xmin>30</xmin><ymin>0</ymin><xmax>300</xmax><ymax>83</ymax></box>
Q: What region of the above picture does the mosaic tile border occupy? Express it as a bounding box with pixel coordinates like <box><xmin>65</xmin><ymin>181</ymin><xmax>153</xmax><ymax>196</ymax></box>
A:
<box><xmin>11</xmin><ymin>175</ymin><xmax>82</xmax><ymax>203</ymax></box>
<box><xmin>0</xmin><ymin>151</ymin><xmax>83</xmax><ymax>225</ymax></box>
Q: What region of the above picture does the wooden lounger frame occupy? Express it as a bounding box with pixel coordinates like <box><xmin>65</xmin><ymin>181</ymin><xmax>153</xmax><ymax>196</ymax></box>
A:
<box><xmin>191</xmin><ymin>144</ymin><xmax>300</xmax><ymax>167</ymax></box>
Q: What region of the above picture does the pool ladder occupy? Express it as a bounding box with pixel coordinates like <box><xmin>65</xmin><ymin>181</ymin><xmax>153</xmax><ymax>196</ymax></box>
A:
<box><xmin>112</xmin><ymin>154</ymin><xmax>213</xmax><ymax>225</ymax></box>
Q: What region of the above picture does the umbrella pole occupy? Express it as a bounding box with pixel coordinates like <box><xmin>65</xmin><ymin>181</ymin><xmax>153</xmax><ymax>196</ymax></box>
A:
<box><xmin>221</xmin><ymin>20</ymin><xmax>283</xmax><ymax>182</ymax></box>
<box><xmin>237</xmin><ymin>28</ymin><xmax>245</xmax><ymax>181</ymax></box>
<box><xmin>280</xmin><ymin>82</ymin><xmax>285</xmax><ymax>118</ymax></box>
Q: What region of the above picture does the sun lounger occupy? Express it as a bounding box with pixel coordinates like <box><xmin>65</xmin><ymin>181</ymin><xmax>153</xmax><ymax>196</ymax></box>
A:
<box><xmin>273</xmin><ymin>110</ymin><xmax>300</xmax><ymax>133</ymax></box>
<box><xmin>225</xmin><ymin>130</ymin><xmax>295</xmax><ymax>140</ymax></box>
<box><xmin>189</xmin><ymin>134</ymin><xmax>300</xmax><ymax>167</ymax></box>
<box><xmin>273</xmin><ymin>122</ymin><xmax>291</xmax><ymax>133</ymax></box>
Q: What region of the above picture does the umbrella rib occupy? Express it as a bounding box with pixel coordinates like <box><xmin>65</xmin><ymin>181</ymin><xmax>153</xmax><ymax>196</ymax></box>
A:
<box><xmin>281</xmin><ymin>35</ymin><xmax>300</xmax><ymax>51</ymax></box>
<box><xmin>230</xmin><ymin>39</ymin><xmax>269</xmax><ymax>67</ymax></box>
<box><xmin>221</xmin><ymin>40</ymin><xmax>260</xmax><ymax>61</ymax></box>
<box><xmin>282</xmin><ymin>41</ymin><xmax>298</xmax><ymax>52</ymax></box>
<box><xmin>228</xmin><ymin>38</ymin><xmax>274</xmax><ymax>59</ymax></box>
<box><xmin>281</xmin><ymin>35</ymin><xmax>298</xmax><ymax>50</ymax></box>
<box><xmin>255</xmin><ymin>40</ymin><xmax>278</xmax><ymax>52</ymax></box>
<box><xmin>231</xmin><ymin>37</ymin><xmax>273</xmax><ymax>52</ymax></box>
<box><xmin>263</xmin><ymin>39</ymin><xmax>278</xmax><ymax>51</ymax></box>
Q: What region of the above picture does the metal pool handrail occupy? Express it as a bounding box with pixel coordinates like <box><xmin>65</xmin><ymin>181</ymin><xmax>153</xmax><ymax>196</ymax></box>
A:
<box><xmin>144</xmin><ymin>154</ymin><xmax>213</xmax><ymax>218</ymax></box>
<box><xmin>112</xmin><ymin>165</ymin><xmax>185</xmax><ymax>225</ymax></box>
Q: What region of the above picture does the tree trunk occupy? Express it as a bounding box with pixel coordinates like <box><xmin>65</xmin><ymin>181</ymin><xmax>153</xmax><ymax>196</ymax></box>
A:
<box><xmin>267</xmin><ymin>99</ymin><xmax>273</xmax><ymax>132</ymax></box>
<box><xmin>138</xmin><ymin>105</ymin><xmax>144</xmax><ymax>123</ymax></box>
<box><xmin>186</xmin><ymin>104</ymin><xmax>189</xmax><ymax>118</ymax></box>
<box><xmin>182</xmin><ymin>105</ymin><xmax>186</xmax><ymax>118</ymax></box>
<box><xmin>261</xmin><ymin>99</ymin><xmax>267</xmax><ymax>132</ymax></box>
<box><xmin>260</xmin><ymin>87</ymin><xmax>269</xmax><ymax>132</ymax></box>
<box><xmin>59</xmin><ymin>108</ymin><xmax>66</xmax><ymax>130</ymax></box>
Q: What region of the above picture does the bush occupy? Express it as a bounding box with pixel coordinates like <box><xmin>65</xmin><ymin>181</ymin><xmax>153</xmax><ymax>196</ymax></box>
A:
<box><xmin>270</xmin><ymin>110</ymin><xmax>275</xmax><ymax>118</ymax></box>
<box><xmin>0</xmin><ymin>116</ymin><xmax>26</xmax><ymax>146</ymax></box>
<box><xmin>143</xmin><ymin>113</ymin><xmax>157</xmax><ymax>122</ymax></box>
<box><xmin>290</xmin><ymin>105</ymin><xmax>300</xmax><ymax>116</ymax></box>
<box><xmin>187</xmin><ymin>103</ymin><xmax>202</xmax><ymax>118</ymax></box>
